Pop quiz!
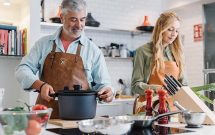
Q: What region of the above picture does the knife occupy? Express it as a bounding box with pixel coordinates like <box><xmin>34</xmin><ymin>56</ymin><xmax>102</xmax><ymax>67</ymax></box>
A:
<box><xmin>164</xmin><ymin>79</ymin><xmax>176</xmax><ymax>95</ymax></box>
<box><xmin>170</xmin><ymin>75</ymin><xmax>182</xmax><ymax>87</ymax></box>
<box><xmin>165</xmin><ymin>74</ymin><xmax>180</xmax><ymax>91</ymax></box>
<box><xmin>163</xmin><ymin>85</ymin><xmax>173</xmax><ymax>96</ymax></box>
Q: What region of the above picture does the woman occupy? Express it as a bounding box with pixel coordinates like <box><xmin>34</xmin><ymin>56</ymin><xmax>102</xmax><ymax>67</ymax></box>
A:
<box><xmin>132</xmin><ymin>12</ymin><xmax>188</xmax><ymax>113</ymax></box>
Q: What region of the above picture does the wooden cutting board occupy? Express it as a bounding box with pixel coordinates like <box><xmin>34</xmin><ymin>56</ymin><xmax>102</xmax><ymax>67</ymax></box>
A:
<box><xmin>48</xmin><ymin>117</ymin><xmax>108</xmax><ymax>129</ymax></box>
<box><xmin>48</xmin><ymin>119</ymin><xmax>78</xmax><ymax>128</ymax></box>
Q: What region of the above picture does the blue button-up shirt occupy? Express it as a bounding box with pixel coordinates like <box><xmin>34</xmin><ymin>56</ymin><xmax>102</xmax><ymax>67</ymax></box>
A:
<box><xmin>15</xmin><ymin>27</ymin><xmax>113</xmax><ymax>93</ymax></box>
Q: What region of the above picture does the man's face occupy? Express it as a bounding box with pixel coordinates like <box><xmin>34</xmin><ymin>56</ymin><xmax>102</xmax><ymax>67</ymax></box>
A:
<box><xmin>60</xmin><ymin>10</ymin><xmax>86</xmax><ymax>39</ymax></box>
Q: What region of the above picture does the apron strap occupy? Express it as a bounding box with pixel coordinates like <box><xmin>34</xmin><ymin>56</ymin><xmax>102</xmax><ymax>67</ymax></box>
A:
<box><xmin>76</xmin><ymin>41</ymin><xmax>82</xmax><ymax>56</ymax></box>
<box><xmin>75</xmin><ymin>42</ymin><xmax>82</xmax><ymax>62</ymax></box>
<box><xmin>51</xmin><ymin>40</ymin><xmax>82</xmax><ymax>56</ymax></box>
<box><xmin>51</xmin><ymin>41</ymin><xmax>57</xmax><ymax>53</ymax></box>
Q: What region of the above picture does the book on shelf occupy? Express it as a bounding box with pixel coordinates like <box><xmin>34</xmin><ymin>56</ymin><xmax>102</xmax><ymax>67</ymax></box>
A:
<box><xmin>7</xmin><ymin>30</ymin><xmax>17</xmax><ymax>55</ymax></box>
<box><xmin>0</xmin><ymin>29</ymin><xmax>9</xmax><ymax>55</ymax></box>
<box><xmin>22</xmin><ymin>28</ymin><xmax>27</xmax><ymax>56</ymax></box>
<box><xmin>0</xmin><ymin>24</ymin><xmax>27</xmax><ymax>56</ymax></box>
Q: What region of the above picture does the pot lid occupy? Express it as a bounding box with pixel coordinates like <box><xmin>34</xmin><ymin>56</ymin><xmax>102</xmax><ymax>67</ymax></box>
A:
<box><xmin>57</xmin><ymin>90</ymin><xmax>97</xmax><ymax>96</ymax></box>
<box><xmin>56</xmin><ymin>85</ymin><xmax>97</xmax><ymax>96</ymax></box>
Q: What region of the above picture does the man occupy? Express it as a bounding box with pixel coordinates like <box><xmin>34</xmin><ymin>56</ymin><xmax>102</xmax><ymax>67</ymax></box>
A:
<box><xmin>15</xmin><ymin>0</ymin><xmax>114</xmax><ymax>118</ymax></box>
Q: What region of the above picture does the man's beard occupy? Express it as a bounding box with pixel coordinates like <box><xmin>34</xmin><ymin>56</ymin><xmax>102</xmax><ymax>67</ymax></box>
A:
<box><xmin>68</xmin><ymin>29</ymin><xmax>82</xmax><ymax>38</ymax></box>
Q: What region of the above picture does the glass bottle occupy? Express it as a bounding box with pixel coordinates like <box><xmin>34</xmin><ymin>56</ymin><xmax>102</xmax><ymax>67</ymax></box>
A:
<box><xmin>157</xmin><ymin>88</ymin><xmax>168</xmax><ymax>124</ymax></box>
<box><xmin>57</xmin><ymin>6</ymin><xmax>62</xmax><ymax>17</ymax></box>
<box><xmin>145</xmin><ymin>87</ymin><xmax>153</xmax><ymax>116</ymax></box>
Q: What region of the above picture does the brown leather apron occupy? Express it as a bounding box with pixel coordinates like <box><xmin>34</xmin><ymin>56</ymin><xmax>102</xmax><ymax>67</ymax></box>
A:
<box><xmin>134</xmin><ymin>61</ymin><xmax>179</xmax><ymax>114</ymax></box>
<box><xmin>36</xmin><ymin>41</ymin><xmax>90</xmax><ymax>119</ymax></box>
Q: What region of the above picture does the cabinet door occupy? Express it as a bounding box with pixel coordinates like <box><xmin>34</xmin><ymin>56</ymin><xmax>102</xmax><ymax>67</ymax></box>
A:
<box><xmin>121</xmin><ymin>101</ymin><xmax>134</xmax><ymax>115</ymax></box>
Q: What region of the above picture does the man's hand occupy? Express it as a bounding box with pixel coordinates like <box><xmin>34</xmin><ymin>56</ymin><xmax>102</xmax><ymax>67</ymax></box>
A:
<box><xmin>97</xmin><ymin>87</ymin><xmax>114</xmax><ymax>102</ymax></box>
<box><xmin>40</xmin><ymin>84</ymin><xmax>55</xmax><ymax>102</ymax></box>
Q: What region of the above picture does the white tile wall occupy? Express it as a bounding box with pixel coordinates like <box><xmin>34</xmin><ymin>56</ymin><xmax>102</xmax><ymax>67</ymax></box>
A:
<box><xmin>44</xmin><ymin>0</ymin><xmax>164</xmax><ymax>29</ymax></box>
<box><xmin>172</xmin><ymin>3</ymin><xmax>205</xmax><ymax>87</ymax></box>
<box><xmin>85</xmin><ymin>0</ymin><xmax>163</xmax><ymax>30</ymax></box>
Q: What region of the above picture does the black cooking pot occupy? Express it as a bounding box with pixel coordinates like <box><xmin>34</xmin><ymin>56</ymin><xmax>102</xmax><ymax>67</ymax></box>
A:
<box><xmin>50</xmin><ymin>85</ymin><xmax>97</xmax><ymax>120</ymax></box>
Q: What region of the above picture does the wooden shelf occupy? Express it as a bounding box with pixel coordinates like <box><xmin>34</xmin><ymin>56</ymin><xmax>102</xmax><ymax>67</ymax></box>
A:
<box><xmin>0</xmin><ymin>55</ymin><xmax>23</xmax><ymax>59</ymax></box>
<box><xmin>104</xmin><ymin>57</ymin><xmax>133</xmax><ymax>61</ymax></box>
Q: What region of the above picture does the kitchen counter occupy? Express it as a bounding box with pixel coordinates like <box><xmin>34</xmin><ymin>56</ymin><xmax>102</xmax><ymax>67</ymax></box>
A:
<box><xmin>44</xmin><ymin>122</ymin><xmax>215</xmax><ymax>135</ymax></box>
<box><xmin>159</xmin><ymin>123</ymin><xmax>215</xmax><ymax>135</ymax></box>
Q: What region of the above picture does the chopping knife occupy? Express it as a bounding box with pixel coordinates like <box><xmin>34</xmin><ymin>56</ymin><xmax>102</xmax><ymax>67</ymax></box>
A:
<box><xmin>163</xmin><ymin>85</ymin><xmax>174</xmax><ymax>96</ymax></box>
<box><xmin>164</xmin><ymin>79</ymin><xmax>176</xmax><ymax>95</ymax></box>
<box><xmin>165</xmin><ymin>74</ymin><xmax>180</xmax><ymax>91</ymax></box>
<box><xmin>170</xmin><ymin>75</ymin><xmax>183</xmax><ymax>87</ymax></box>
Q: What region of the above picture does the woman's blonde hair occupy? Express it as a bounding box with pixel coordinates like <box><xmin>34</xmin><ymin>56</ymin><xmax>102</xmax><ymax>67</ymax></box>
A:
<box><xmin>151</xmin><ymin>12</ymin><xmax>184</xmax><ymax>77</ymax></box>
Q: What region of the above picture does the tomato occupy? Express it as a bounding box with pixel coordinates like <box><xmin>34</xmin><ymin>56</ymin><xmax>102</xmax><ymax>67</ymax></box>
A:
<box><xmin>32</xmin><ymin>104</ymin><xmax>49</xmax><ymax>124</ymax></box>
<box><xmin>32</xmin><ymin>104</ymin><xmax>48</xmax><ymax>110</ymax></box>
<box><xmin>25</xmin><ymin>120</ymin><xmax>42</xmax><ymax>135</ymax></box>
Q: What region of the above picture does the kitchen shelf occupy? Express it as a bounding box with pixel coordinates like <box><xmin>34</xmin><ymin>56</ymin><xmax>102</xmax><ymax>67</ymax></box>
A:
<box><xmin>0</xmin><ymin>55</ymin><xmax>23</xmax><ymax>59</ymax></box>
<box><xmin>40</xmin><ymin>22</ymin><xmax>151</xmax><ymax>37</ymax></box>
<box><xmin>104</xmin><ymin>57</ymin><xmax>133</xmax><ymax>61</ymax></box>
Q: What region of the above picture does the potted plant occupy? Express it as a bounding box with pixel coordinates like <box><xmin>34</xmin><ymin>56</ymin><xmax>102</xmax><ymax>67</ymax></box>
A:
<box><xmin>191</xmin><ymin>83</ymin><xmax>215</xmax><ymax>105</ymax></box>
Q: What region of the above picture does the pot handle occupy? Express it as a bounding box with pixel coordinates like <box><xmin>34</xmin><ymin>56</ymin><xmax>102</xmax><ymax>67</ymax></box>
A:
<box><xmin>95</xmin><ymin>91</ymin><xmax>103</xmax><ymax>102</ymax></box>
<box><xmin>153</xmin><ymin>110</ymin><xmax>183</xmax><ymax>121</ymax></box>
<box><xmin>34</xmin><ymin>89</ymin><xmax>57</xmax><ymax>98</ymax></box>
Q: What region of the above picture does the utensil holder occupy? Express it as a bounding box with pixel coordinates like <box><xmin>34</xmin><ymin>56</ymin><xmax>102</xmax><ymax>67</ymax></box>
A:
<box><xmin>173</xmin><ymin>86</ymin><xmax>215</xmax><ymax>124</ymax></box>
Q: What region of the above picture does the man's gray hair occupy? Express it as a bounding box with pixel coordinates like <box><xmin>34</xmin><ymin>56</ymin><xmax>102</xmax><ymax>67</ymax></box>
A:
<box><xmin>61</xmin><ymin>0</ymin><xmax>87</xmax><ymax>14</ymax></box>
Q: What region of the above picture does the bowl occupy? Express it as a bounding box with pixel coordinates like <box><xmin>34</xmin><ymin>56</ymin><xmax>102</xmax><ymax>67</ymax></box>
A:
<box><xmin>50</xmin><ymin>17</ymin><xmax>61</xmax><ymax>23</ymax></box>
<box><xmin>0</xmin><ymin>108</ymin><xmax>52</xmax><ymax>135</ymax></box>
<box><xmin>136</xmin><ymin>26</ymin><xmax>154</xmax><ymax>32</ymax></box>
<box><xmin>184</xmin><ymin>112</ymin><xmax>206</xmax><ymax>127</ymax></box>
<box><xmin>78</xmin><ymin>118</ymin><xmax>133</xmax><ymax>135</ymax></box>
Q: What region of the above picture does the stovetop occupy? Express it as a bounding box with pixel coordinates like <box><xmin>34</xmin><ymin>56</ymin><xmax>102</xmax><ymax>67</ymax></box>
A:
<box><xmin>47</xmin><ymin>125</ymin><xmax>194</xmax><ymax>135</ymax></box>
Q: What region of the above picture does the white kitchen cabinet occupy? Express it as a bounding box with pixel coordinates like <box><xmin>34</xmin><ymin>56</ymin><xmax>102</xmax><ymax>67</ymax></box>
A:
<box><xmin>96</xmin><ymin>98</ymin><xmax>135</xmax><ymax>117</ymax></box>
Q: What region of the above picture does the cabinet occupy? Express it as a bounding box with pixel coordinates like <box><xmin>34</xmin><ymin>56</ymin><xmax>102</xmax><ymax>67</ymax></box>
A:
<box><xmin>96</xmin><ymin>98</ymin><xmax>135</xmax><ymax>117</ymax></box>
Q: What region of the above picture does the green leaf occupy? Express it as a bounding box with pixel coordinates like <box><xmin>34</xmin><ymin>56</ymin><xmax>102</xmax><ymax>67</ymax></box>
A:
<box><xmin>190</xmin><ymin>83</ymin><xmax>215</xmax><ymax>105</ymax></box>
<box><xmin>191</xmin><ymin>83</ymin><xmax>215</xmax><ymax>92</ymax></box>
<box><xmin>195</xmin><ymin>92</ymin><xmax>213</xmax><ymax>104</ymax></box>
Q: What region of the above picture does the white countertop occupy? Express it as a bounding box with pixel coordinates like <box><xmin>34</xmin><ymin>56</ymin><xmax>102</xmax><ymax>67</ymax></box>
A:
<box><xmin>44</xmin><ymin>122</ymin><xmax>215</xmax><ymax>135</ymax></box>
<box><xmin>156</xmin><ymin>123</ymin><xmax>215</xmax><ymax>135</ymax></box>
